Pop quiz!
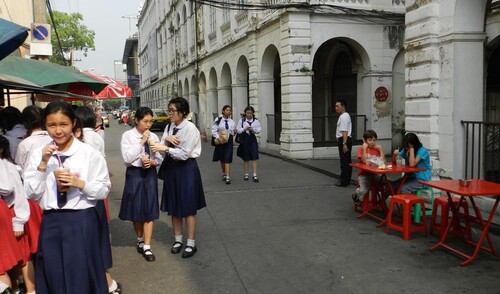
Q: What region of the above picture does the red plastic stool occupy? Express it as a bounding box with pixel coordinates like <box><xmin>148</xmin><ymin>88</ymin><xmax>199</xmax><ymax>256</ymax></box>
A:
<box><xmin>385</xmin><ymin>194</ymin><xmax>428</xmax><ymax>240</ymax></box>
<box><xmin>430</xmin><ymin>196</ymin><xmax>471</xmax><ymax>239</ymax></box>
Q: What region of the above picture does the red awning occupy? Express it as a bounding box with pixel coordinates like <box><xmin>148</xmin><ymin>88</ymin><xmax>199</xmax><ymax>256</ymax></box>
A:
<box><xmin>78</xmin><ymin>72</ymin><xmax>133</xmax><ymax>99</ymax></box>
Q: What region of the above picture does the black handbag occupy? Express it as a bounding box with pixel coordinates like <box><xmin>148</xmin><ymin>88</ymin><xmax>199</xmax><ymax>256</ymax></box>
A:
<box><xmin>235</xmin><ymin>118</ymin><xmax>245</xmax><ymax>143</ymax></box>
<box><xmin>235</xmin><ymin>133</ymin><xmax>242</xmax><ymax>143</ymax></box>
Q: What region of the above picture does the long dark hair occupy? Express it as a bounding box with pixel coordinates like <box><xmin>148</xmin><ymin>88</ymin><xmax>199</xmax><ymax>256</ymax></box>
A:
<box><xmin>75</xmin><ymin>105</ymin><xmax>97</xmax><ymax>128</ymax></box>
<box><xmin>0</xmin><ymin>135</ymin><xmax>13</xmax><ymax>162</ymax></box>
<box><xmin>243</xmin><ymin>105</ymin><xmax>256</xmax><ymax>120</ymax></box>
<box><xmin>403</xmin><ymin>132</ymin><xmax>423</xmax><ymax>151</ymax></box>
<box><xmin>21</xmin><ymin>105</ymin><xmax>44</xmax><ymax>136</ymax></box>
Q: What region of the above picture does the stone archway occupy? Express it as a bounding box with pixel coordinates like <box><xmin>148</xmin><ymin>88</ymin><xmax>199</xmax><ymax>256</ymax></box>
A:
<box><xmin>208</xmin><ymin>67</ymin><xmax>218</xmax><ymax>120</ymax></box>
<box><xmin>260</xmin><ymin>45</ymin><xmax>281</xmax><ymax>145</ymax></box>
<box><xmin>198</xmin><ymin>72</ymin><xmax>208</xmax><ymax>130</ymax></box>
<box><xmin>190</xmin><ymin>74</ymin><xmax>199</xmax><ymax>126</ymax></box>
<box><xmin>312</xmin><ymin>38</ymin><xmax>370</xmax><ymax>147</ymax></box>
<box><xmin>234</xmin><ymin>55</ymin><xmax>249</xmax><ymax>117</ymax></box>
<box><xmin>220</xmin><ymin>63</ymin><xmax>232</xmax><ymax>113</ymax></box>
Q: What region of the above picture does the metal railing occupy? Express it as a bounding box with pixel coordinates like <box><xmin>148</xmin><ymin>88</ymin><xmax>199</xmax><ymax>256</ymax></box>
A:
<box><xmin>265</xmin><ymin>113</ymin><xmax>367</xmax><ymax>146</ymax></box>
<box><xmin>462</xmin><ymin>120</ymin><xmax>500</xmax><ymax>183</ymax></box>
<box><xmin>266</xmin><ymin>113</ymin><xmax>281</xmax><ymax>144</ymax></box>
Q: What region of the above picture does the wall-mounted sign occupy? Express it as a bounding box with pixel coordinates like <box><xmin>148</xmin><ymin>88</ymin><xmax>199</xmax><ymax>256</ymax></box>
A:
<box><xmin>30</xmin><ymin>23</ymin><xmax>52</xmax><ymax>56</ymax></box>
<box><xmin>31</xmin><ymin>23</ymin><xmax>51</xmax><ymax>43</ymax></box>
<box><xmin>375</xmin><ymin>86</ymin><xmax>388</xmax><ymax>102</ymax></box>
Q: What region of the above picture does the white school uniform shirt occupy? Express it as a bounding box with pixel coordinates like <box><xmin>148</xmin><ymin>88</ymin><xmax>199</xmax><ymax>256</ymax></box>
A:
<box><xmin>0</xmin><ymin>159</ymin><xmax>29</xmax><ymax>232</ymax></box>
<box><xmin>336</xmin><ymin>112</ymin><xmax>352</xmax><ymax>138</ymax></box>
<box><xmin>82</xmin><ymin>128</ymin><xmax>106</xmax><ymax>158</ymax></box>
<box><xmin>211</xmin><ymin>116</ymin><xmax>236</xmax><ymax>137</ymax></box>
<box><xmin>160</xmin><ymin>120</ymin><xmax>201</xmax><ymax>160</ymax></box>
<box><xmin>15</xmin><ymin>130</ymin><xmax>53</xmax><ymax>171</ymax></box>
<box><xmin>24</xmin><ymin>138</ymin><xmax>111</xmax><ymax>211</ymax></box>
<box><xmin>121</xmin><ymin>127</ymin><xmax>163</xmax><ymax>167</ymax></box>
<box><xmin>236</xmin><ymin>117</ymin><xmax>261</xmax><ymax>135</ymax></box>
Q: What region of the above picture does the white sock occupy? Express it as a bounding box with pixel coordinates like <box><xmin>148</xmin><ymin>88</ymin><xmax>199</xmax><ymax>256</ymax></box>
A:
<box><xmin>174</xmin><ymin>235</ymin><xmax>183</xmax><ymax>245</ymax></box>
<box><xmin>108</xmin><ymin>280</ymin><xmax>118</xmax><ymax>292</ymax></box>
<box><xmin>253</xmin><ymin>173</ymin><xmax>257</xmax><ymax>177</ymax></box>
<box><xmin>143</xmin><ymin>244</ymin><xmax>152</xmax><ymax>255</ymax></box>
<box><xmin>137</xmin><ymin>236</ymin><xmax>144</xmax><ymax>243</ymax></box>
<box><xmin>185</xmin><ymin>239</ymin><xmax>196</xmax><ymax>252</ymax></box>
<box><xmin>0</xmin><ymin>281</ymin><xmax>8</xmax><ymax>292</ymax></box>
<box><xmin>27</xmin><ymin>292</ymin><xmax>36</xmax><ymax>294</ymax></box>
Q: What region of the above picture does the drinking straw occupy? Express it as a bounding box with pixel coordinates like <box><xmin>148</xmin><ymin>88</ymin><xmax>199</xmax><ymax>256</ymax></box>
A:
<box><xmin>53</xmin><ymin>141</ymin><xmax>63</xmax><ymax>167</ymax></box>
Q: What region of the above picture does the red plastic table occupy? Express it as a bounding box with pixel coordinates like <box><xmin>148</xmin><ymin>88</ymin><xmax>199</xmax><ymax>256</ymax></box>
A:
<box><xmin>419</xmin><ymin>179</ymin><xmax>500</xmax><ymax>266</ymax></box>
<box><xmin>350</xmin><ymin>163</ymin><xmax>425</xmax><ymax>225</ymax></box>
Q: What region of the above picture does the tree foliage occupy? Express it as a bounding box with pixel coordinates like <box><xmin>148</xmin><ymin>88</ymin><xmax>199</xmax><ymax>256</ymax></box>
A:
<box><xmin>48</xmin><ymin>11</ymin><xmax>95</xmax><ymax>66</ymax></box>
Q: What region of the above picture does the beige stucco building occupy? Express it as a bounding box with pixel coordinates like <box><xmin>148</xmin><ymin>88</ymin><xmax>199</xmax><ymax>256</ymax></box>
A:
<box><xmin>138</xmin><ymin>0</ymin><xmax>500</xmax><ymax>195</ymax></box>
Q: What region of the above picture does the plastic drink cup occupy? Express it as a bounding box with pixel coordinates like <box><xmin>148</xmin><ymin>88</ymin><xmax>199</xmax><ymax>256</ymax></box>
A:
<box><xmin>54</xmin><ymin>167</ymin><xmax>70</xmax><ymax>192</ymax></box>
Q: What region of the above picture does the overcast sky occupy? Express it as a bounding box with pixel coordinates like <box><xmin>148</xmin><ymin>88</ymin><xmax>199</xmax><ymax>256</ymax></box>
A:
<box><xmin>49</xmin><ymin>0</ymin><xmax>142</xmax><ymax>78</ymax></box>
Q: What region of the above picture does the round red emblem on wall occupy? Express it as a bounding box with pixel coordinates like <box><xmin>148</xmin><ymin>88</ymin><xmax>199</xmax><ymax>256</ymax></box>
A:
<box><xmin>375</xmin><ymin>86</ymin><xmax>389</xmax><ymax>102</ymax></box>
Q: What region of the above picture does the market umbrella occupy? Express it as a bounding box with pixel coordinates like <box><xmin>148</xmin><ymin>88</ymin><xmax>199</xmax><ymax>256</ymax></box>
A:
<box><xmin>0</xmin><ymin>18</ymin><xmax>29</xmax><ymax>60</ymax></box>
<box><xmin>0</xmin><ymin>56</ymin><xmax>107</xmax><ymax>94</ymax></box>
<box><xmin>80</xmin><ymin>72</ymin><xmax>132</xmax><ymax>99</ymax></box>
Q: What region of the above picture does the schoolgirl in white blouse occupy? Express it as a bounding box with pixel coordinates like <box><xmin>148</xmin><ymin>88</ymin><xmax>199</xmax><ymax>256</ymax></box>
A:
<box><xmin>24</xmin><ymin>101</ymin><xmax>111</xmax><ymax>294</ymax></box>
<box><xmin>15</xmin><ymin>105</ymin><xmax>53</xmax><ymax>171</ymax></box>
<box><xmin>236</xmin><ymin>106</ymin><xmax>262</xmax><ymax>182</ymax></box>
<box><xmin>211</xmin><ymin>105</ymin><xmax>236</xmax><ymax>184</ymax></box>
<box><xmin>119</xmin><ymin>107</ymin><xmax>162</xmax><ymax>263</ymax></box>
<box><xmin>152</xmin><ymin>97</ymin><xmax>206</xmax><ymax>258</ymax></box>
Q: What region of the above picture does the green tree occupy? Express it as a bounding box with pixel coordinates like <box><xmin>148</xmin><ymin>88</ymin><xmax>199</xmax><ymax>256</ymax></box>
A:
<box><xmin>48</xmin><ymin>11</ymin><xmax>95</xmax><ymax>66</ymax></box>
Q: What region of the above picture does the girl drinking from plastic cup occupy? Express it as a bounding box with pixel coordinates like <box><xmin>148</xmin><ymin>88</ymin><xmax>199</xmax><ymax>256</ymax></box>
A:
<box><xmin>119</xmin><ymin>107</ymin><xmax>162</xmax><ymax>262</ymax></box>
<box><xmin>24</xmin><ymin>101</ymin><xmax>111</xmax><ymax>294</ymax></box>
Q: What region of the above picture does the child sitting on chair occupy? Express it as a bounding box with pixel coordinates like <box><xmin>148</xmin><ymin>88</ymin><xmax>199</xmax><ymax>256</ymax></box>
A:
<box><xmin>352</xmin><ymin>130</ymin><xmax>385</xmax><ymax>205</ymax></box>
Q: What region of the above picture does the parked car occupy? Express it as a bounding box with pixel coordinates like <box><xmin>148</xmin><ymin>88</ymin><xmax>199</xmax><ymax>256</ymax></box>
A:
<box><xmin>150</xmin><ymin>109</ymin><xmax>170</xmax><ymax>131</ymax></box>
<box><xmin>101</xmin><ymin>111</ymin><xmax>110</xmax><ymax>128</ymax></box>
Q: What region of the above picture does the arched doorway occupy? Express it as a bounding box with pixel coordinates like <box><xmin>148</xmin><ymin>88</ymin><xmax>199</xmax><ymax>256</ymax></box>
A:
<box><xmin>260</xmin><ymin>45</ymin><xmax>281</xmax><ymax>145</ymax></box>
<box><xmin>312</xmin><ymin>40</ymin><xmax>360</xmax><ymax>147</ymax></box>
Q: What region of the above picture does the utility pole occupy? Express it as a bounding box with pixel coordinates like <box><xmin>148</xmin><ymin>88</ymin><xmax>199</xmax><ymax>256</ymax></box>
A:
<box><xmin>33</xmin><ymin>0</ymin><xmax>47</xmax><ymax>23</ymax></box>
<box><xmin>33</xmin><ymin>0</ymin><xmax>49</xmax><ymax>61</ymax></box>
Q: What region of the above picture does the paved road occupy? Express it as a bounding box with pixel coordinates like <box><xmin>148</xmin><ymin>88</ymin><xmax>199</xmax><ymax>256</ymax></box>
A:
<box><xmin>104</xmin><ymin>119</ymin><xmax>500</xmax><ymax>294</ymax></box>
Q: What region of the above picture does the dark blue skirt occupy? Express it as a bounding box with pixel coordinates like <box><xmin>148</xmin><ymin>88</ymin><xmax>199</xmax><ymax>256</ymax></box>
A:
<box><xmin>36</xmin><ymin>208</ymin><xmax>107</xmax><ymax>294</ymax></box>
<box><xmin>212</xmin><ymin>134</ymin><xmax>233</xmax><ymax>163</ymax></box>
<box><xmin>95</xmin><ymin>200</ymin><xmax>112</xmax><ymax>269</ymax></box>
<box><xmin>119</xmin><ymin>166</ymin><xmax>159</xmax><ymax>222</ymax></box>
<box><xmin>160</xmin><ymin>158</ymin><xmax>207</xmax><ymax>217</ymax></box>
<box><xmin>237</xmin><ymin>133</ymin><xmax>259</xmax><ymax>161</ymax></box>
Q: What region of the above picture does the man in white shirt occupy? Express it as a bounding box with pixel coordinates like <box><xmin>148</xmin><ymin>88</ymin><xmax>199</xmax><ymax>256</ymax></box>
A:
<box><xmin>335</xmin><ymin>99</ymin><xmax>352</xmax><ymax>187</ymax></box>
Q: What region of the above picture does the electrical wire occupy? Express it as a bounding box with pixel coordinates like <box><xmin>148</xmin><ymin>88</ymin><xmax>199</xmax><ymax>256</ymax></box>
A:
<box><xmin>46</xmin><ymin>0</ymin><xmax>67</xmax><ymax>66</ymax></box>
<box><xmin>192</xmin><ymin>0</ymin><xmax>404</xmax><ymax>21</ymax></box>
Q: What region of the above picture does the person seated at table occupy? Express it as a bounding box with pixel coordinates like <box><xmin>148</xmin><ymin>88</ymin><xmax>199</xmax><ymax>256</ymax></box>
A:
<box><xmin>390</xmin><ymin>132</ymin><xmax>432</xmax><ymax>194</ymax></box>
<box><xmin>352</xmin><ymin>130</ymin><xmax>384</xmax><ymax>205</ymax></box>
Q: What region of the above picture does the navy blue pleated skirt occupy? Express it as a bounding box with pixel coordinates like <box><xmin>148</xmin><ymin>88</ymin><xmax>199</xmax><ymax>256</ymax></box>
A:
<box><xmin>212</xmin><ymin>135</ymin><xmax>233</xmax><ymax>163</ymax></box>
<box><xmin>237</xmin><ymin>133</ymin><xmax>259</xmax><ymax>161</ymax></box>
<box><xmin>36</xmin><ymin>208</ymin><xmax>107</xmax><ymax>294</ymax></box>
<box><xmin>160</xmin><ymin>158</ymin><xmax>207</xmax><ymax>218</ymax></box>
<box><xmin>95</xmin><ymin>200</ymin><xmax>112</xmax><ymax>269</ymax></box>
<box><xmin>119</xmin><ymin>166</ymin><xmax>159</xmax><ymax>222</ymax></box>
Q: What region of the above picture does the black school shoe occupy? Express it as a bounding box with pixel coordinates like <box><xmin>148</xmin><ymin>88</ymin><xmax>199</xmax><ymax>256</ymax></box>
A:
<box><xmin>142</xmin><ymin>249</ymin><xmax>156</xmax><ymax>262</ymax></box>
<box><xmin>136</xmin><ymin>241</ymin><xmax>144</xmax><ymax>254</ymax></box>
<box><xmin>171</xmin><ymin>241</ymin><xmax>183</xmax><ymax>254</ymax></box>
<box><xmin>182</xmin><ymin>245</ymin><xmax>197</xmax><ymax>258</ymax></box>
<box><xmin>109</xmin><ymin>282</ymin><xmax>122</xmax><ymax>294</ymax></box>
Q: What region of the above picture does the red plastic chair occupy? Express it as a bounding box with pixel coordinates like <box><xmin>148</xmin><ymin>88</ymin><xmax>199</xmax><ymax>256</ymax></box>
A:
<box><xmin>385</xmin><ymin>194</ymin><xmax>428</xmax><ymax>240</ymax></box>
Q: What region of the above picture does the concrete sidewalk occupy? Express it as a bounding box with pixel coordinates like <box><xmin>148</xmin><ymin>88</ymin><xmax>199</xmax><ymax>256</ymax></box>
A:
<box><xmin>105</xmin><ymin>122</ymin><xmax>500</xmax><ymax>294</ymax></box>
